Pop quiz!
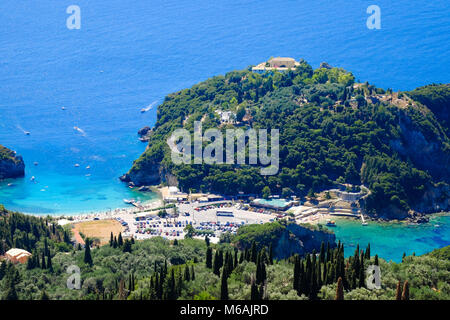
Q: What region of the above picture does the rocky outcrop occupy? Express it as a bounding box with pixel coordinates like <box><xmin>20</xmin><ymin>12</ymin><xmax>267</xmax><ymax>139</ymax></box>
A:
<box><xmin>138</xmin><ymin>126</ymin><xmax>152</xmax><ymax>142</ymax></box>
<box><xmin>390</xmin><ymin>110</ymin><xmax>450</xmax><ymax>182</ymax></box>
<box><xmin>120</xmin><ymin>165</ymin><xmax>160</xmax><ymax>186</ymax></box>
<box><xmin>234</xmin><ymin>221</ymin><xmax>336</xmax><ymax>260</ymax></box>
<box><xmin>274</xmin><ymin>223</ymin><xmax>336</xmax><ymax>259</ymax></box>
<box><xmin>0</xmin><ymin>145</ymin><xmax>25</xmax><ymax>179</ymax></box>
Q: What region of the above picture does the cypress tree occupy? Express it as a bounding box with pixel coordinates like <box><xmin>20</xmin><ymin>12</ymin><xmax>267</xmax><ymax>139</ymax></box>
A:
<box><xmin>205</xmin><ymin>235</ymin><xmax>210</xmax><ymax>247</ymax></box>
<box><xmin>268</xmin><ymin>243</ymin><xmax>273</xmax><ymax>265</ymax></box>
<box><xmin>309</xmin><ymin>265</ymin><xmax>318</xmax><ymax>300</ymax></box>
<box><xmin>0</xmin><ymin>262</ymin><xmax>6</xmax><ymax>280</ymax></box>
<box><xmin>123</xmin><ymin>239</ymin><xmax>132</xmax><ymax>253</ymax></box>
<box><xmin>256</xmin><ymin>255</ymin><xmax>266</xmax><ymax>285</ymax></box>
<box><xmin>374</xmin><ymin>254</ymin><xmax>379</xmax><ymax>266</ymax></box>
<box><xmin>166</xmin><ymin>269</ymin><xmax>177</xmax><ymax>300</ymax></box>
<box><xmin>293</xmin><ymin>256</ymin><xmax>300</xmax><ymax>291</ymax></box>
<box><xmin>298</xmin><ymin>259</ymin><xmax>306</xmax><ymax>295</ymax></box>
<box><xmin>213</xmin><ymin>250</ymin><xmax>221</xmax><ymax>276</ymax></box>
<box><xmin>401</xmin><ymin>280</ymin><xmax>409</xmax><ymax>301</ymax></box>
<box><xmin>26</xmin><ymin>254</ymin><xmax>35</xmax><ymax>270</ymax></box>
<box><xmin>335</xmin><ymin>277</ymin><xmax>344</xmax><ymax>300</ymax></box>
<box><xmin>109</xmin><ymin>232</ymin><xmax>114</xmax><ymax>247</ymax></box>
<box><xmin>184</xmin><ymin>265</ymin><xmax>190</xmax><ymax>281</ymax></box>
<box><xmin>163</xmin><ymin>260</ymin><xmax>168</xmax><ymax>275</ymax></box>
<box><xmin>84</xmin><ymin>238</ymin><xmax>93</xmax><ymax>266</ymax></box>
<box><xmin>220</xmin><ymin>268</ymin><xmax>229</xmax><ymax>300</ymax></box>
<box><xmin>317</xmin><ymin>260</ymin><xmax>322</xmax><ymax>288</ymax></box>
<box><xmin>365</xmin><ymin>243</ymin><xmax>371</xmax><ymax>259</ymax></box>
<box><xmin>234</xmin><ymin>249</ymin><xmax>238</xmax><ymax>268</ymax></box>
<box><xmin>191</xmin><ymin>265</ymin><xmax>195</xmax><ymax>280</ymax></box>
<box><xmin>250</xmin><ymin>279</ymin><xmax>259</xmax><ymax>300</ymax></box>
<box><xmin>41</xmin><ymin>251</ymin><xmax>46</xmax><ymax>269</ymax></box>
<box><xmin>305</xmin><ymin>254</ymin><xmax>312</xmax><ymax>295</ymax></box>
<box><xmin>250</xmin><ymin>241</ymin><xmax>257</xmax><ymax>263</ymax></box>
<box><xmin>118</xmin><ymin>233</ymin><xmax>123</xmax><ymax>246</ymax></box>
<box><xmin>244</xmin><ymin>248</ymin><xmax>250</xmax><ymax>262</ymax></box>
<box><xmin>319</xmin><ymin>242</ymin><xmax>325</xmax><ymax>264</ymax></box>
<box><xmin>395</xmin><ymin>281</ymin><xmax>402</xmax><ymax>300</ymax></box>
<box><xmin>113</xmin><ymin>236</ymin><xmax>118</xmax><ymax>248</ymax></box>
<box><xmin>47</xmin><ymin>253</ymin><xmax>53</xmax><ymax>272</ymax></box>
<box><xmin>239</xmin><ymin>251</ymin><xmax>244</xmax><ymax>264</ymax></box>
<box><xmin>44</xmin><ymin>238</ymin><xmax>49</xmax><ymax>256</ymax></box>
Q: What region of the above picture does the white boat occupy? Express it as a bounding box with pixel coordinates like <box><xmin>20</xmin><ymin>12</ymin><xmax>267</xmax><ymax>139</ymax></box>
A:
<box><xmin>362</xmin><ymin>222</ymin><xmax>368</xmax><ymax>226</ymax></box>
<box><xmin>25</xmin><ymin>131</ymin><xmax>31</xmax><ymax>135</ymax></box>
<box><xmin>326</xmin><ymin>219</ymin><xmax>336</xmax><ymax>226</ymax></box>
<box><xmin>123</xmin><ymin>199</ymin><xmax>133</xmax><ymax>204</ymax></box>
<box><xmin>61</xmin><ymin>107</ymin><xmax>66</xmax><ymax>110</ymax></box>
<box><xmin>74</xmin><ymin>163</ymin><xmax>80</xmax><ymax>167</ymax></box>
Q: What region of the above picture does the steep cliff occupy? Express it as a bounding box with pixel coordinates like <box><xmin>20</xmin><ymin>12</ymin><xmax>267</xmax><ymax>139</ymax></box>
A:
<box><xmin>0</xmin><ymin>145</ymin><xmax>25</xmax><ymax>180</ymax></box>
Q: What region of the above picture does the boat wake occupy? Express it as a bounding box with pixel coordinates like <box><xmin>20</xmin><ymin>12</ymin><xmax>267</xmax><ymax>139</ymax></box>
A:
<box><xmin>73</xmin><ymin>126</ymin><xmax>87</xmax><ymax>137</ymax></box>
<box><xmin>140</xmin><ymin>101</ymin><xmax>157</xmax><ymax>113</ymax></box>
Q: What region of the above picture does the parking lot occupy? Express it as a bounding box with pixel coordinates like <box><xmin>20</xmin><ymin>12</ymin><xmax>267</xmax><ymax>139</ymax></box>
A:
<box><xmin>120</xmin><ymin>201</ymin><xmax>275</xmax><ymax>241</ymax></box>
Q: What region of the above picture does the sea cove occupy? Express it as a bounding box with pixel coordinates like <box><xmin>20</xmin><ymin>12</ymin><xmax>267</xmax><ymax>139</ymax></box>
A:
<box><xmin>329</xmin><ymin>214</ymin><xmax>450</xmax><ymax>262</ymax></box>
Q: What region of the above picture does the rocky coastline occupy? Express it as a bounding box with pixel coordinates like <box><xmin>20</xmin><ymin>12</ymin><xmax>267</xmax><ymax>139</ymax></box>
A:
<box><xmin>0</xmin><ymin>145</ymin><xmax>25</xmax><ymax>180</ymax></box>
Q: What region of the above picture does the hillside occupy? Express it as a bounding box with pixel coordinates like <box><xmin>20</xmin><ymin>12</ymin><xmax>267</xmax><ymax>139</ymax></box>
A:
<box><xmin>0</xmin><ymin>145</ymin><xmax>25</xmax><ymax>180</ymax></box>
<box><xmin>121</xmin><ymin>59</ymin><xmax>450</xmax><ymax>219</ymax></box>
<box><xmin>0</xmin><ymin>208</ymin><xmax>448</xmax><ymax>300</ymax></box>
<box><xmin>407</xmin><ymin>84</ymin><xmax>450</xmax><ymax>134</ymax></box>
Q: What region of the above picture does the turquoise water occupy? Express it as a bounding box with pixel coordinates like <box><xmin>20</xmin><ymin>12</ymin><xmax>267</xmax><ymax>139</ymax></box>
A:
<box><xmin>255</xmin><ymin>198</ymin><xmax>290</xmax><ymax>208</ymax></box>
<box><xmin>326</xmin><ymin>214</ymin><xmax>450</xmax><ymax>262</ymax></box>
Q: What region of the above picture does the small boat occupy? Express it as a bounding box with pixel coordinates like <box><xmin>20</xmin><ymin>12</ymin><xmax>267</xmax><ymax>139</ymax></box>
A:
<box><xmin>326</xmin><ymin>219</ymin><xmax>336</xmax><ymax>227</ymax></box>
<box><xmin>7</xmin><ymin>183</ymin><xmax>13</xmax><ymax>187</ymax></box>
<box><xmin>24</xmin><ymin>131</ymin><xmax>31</xmax><ymax>135</ymax></box>
<box><xmin>30</xmin><ymin>176</ymin><xmax>35</xmax><ymax>181</ymax></box>
<box><xmin>86</xmin><ymin>165</ymin><xmax>90</xmax><ymax>169</ymax></box>
<box><xmin>61</xmin><ymin>107</ymin><xmax>66</xmax><ymax>110</ymax></box>
<box><xmin>123</xmin><ymin>199</ymin><xmax>133</xmax><ymax>204</ymax></box>
<box><xmin>33</xmin><ymin>162</ymin><xmax>39</xmax><ymax>166</ymax></box>
<box><xmin>74</xmin><ymin>163</ymin><xmax>80</xmax><ymax>167</ymax></box>
<box><xmin>362</xmin><ymin>222</ymin><xmax>368</xmax><ymax>226</ymax></box>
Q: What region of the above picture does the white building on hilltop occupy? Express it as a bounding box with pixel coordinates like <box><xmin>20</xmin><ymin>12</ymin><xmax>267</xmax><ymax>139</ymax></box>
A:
<box><xmin>252</xmin><ymin>57</ymin><xmax>300</xmax><ymax>73</ymax></box>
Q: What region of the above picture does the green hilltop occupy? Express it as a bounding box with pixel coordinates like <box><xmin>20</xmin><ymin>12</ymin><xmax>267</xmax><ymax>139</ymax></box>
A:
<box><xmin>122</xmin><ymin>59</ymin><xmax>450</xmax><ymax>220</ymax></box>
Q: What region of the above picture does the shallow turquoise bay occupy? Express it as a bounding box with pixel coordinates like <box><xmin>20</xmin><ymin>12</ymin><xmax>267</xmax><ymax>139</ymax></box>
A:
<box><xmin>327</xmin><ymin>214</ymin><xmax>450</xmax><ymax>262</ymax></box>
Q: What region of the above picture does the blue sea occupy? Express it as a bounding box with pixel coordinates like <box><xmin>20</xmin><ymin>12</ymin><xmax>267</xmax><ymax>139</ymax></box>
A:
<box><xmin>0</xmin><ymin>1</ymin><xmax>449</xmax><ymax>258</ymax></box>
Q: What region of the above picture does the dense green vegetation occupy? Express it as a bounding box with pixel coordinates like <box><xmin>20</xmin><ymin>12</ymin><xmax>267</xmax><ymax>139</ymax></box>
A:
<box><xmin>408</xmin><ymin>84</ymin><xmax>450</xmax><ymax>134</ymax></box>
<box><xmin>0</xmin><ymin>205</ymin><xmax>72</xmax><ymax>256</ymax></box>
<box><xmin>0</xmin><ymin>145</ymin><xmax>16</xmax><ymax>162</ymax></box>
<box><xmin>0</xmin><ymin>219</ymin><xmax>448</xmax><ymax>300</ymax></box>
<box><xmin>126</xmin><ymin>60</ymin><xmax>450</xmax><ymax>218</ymax></box>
